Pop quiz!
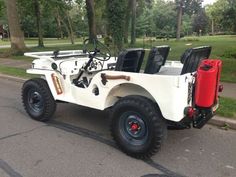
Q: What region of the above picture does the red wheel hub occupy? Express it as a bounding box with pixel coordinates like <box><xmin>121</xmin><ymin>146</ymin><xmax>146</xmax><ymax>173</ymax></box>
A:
<box><xmin>131</xmin><ymin>123</ymin><xmax>139</xmax><ymax>131</ymax></box>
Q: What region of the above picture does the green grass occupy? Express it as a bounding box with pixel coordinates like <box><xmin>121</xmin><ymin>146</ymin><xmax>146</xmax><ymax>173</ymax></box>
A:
<box><xmin>217</xmin><ymin>97</ymin><xmax>236</xmax><ymax>118</ymax></box>
<box><xmin>0</xmin><ymin>35</ymin><xmax>236</xmax><ymax>82</ymax></box>
<box><xmin>0</xmin><ymin>66</ymin><xmax>32</xmax><ymax>78</ymax></box>
<box><xmin>220</xmin><ymin>59</ymin><xmax>236</xmax><ymax>83</ymax></box>
<box><xmin>132</xmin><ymin>35</ymin><xmax>236</xmax><ymax>83</ymax></box>
<box><xmin>10</xmin><ymin>55</ymin><xmax>34</xmax><ymax>61</ymax></box>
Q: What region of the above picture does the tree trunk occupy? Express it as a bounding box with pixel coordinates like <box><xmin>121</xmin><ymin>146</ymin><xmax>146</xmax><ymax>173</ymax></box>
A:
<box><xmin>34</xmin><ymin>0</ymin><xmax>44</xmax><ymax>47</ymax></box>
<box><xmin>211</xmin><ymin>19</ymin><xmax>214</xmax><ymax>35</ymax></box>
<box><xmin>124</xmin><ymin>0</ymin><xmax>132</xmax><ymax>44</ymax></box>
<box><xmin>6</xmin><ymin>28</ymin><xmax>10</xmax><ymax>41</ymax></box>
<box><xmin>5</xmin><ymin>0</ymin><xmax>26</xmax><ymax>54</ymax></box>
<box><xmin>55</xmin><ymin>9</ymin><xmax>63</xmax><ymax>39</ymax></box>
<box><xmin>85</xmin><ymin>0</ymin><xmax>97</xmax><ymax>42</ymax></box>
<box><xmin>61</xmin><ymin>19</ymin><xmax>70</xmax><ymax>40</ymax></box>
<box><xmin>130</xmin><ymin>0</ymin><xmax>136</xmax><ymax>45</ymax></box>
<box><xmin>176</xmin><ymin>1</ymin><xmax>183</xmax><ymax>40</ymax></box>
<box><xmin>66</xmin><ymin>11</ymin><xmax>75</xmax><ymax>44</ymax></box>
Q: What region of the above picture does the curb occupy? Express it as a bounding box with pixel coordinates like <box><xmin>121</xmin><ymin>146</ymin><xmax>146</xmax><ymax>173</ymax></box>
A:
<box><xmin>0</xmin><ymin>74</ymin><xmax>26</xmax><ymax>83</ymax></box>
<box><xmin>208</xmin><ymin>116</ymin><xmax>236</xmax><ymax>130</ymax></box>
<box><xmin>0</xmin><ymin>73</ymin><xmax>236</xmax><ymax>130</ymax></box>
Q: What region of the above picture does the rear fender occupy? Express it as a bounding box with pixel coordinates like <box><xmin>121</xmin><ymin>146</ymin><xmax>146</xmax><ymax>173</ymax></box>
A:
<box><xmin>104</xmin><ymin>83</ymin><xmax>162</xmax><ymax>112</ymax></box>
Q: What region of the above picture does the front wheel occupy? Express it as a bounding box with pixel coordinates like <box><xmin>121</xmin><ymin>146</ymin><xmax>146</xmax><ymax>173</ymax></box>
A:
<box><xmin>22</xmin><ymin>78</ymin><xmax>56</xmax><ymax>122</ymax></box>
<box><xmin>110</xmin><ymin>96</ymin><xmax>167</xmax><ymax>159</ymax></box>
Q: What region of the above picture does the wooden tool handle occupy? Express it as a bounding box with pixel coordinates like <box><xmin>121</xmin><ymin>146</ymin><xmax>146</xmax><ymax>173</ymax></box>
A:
<box><xmin>103</xmin><ymin>74</ymin><xmax>130</xmax><ymax>81</ymax></box>
<box><xmin>101</xmin><ymin>73</ymin><xmax>130</xmax><ymax>85</ymax></box>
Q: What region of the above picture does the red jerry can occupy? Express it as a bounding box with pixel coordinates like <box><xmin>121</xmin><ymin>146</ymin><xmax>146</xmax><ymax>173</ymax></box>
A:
<box><xmin>195</xmin><ymin>59</ymin><xmax>222</xmax><ymax>108</ymax></box>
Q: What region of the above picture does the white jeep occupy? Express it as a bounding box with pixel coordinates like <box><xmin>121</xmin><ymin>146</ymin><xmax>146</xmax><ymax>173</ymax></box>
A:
<box><xmin>22</xmin><ymin>39</ymin><xmax>222</xmax><ymax>159</ymax></box>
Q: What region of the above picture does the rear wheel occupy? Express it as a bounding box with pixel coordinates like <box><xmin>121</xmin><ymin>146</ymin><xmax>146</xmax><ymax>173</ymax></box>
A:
<box><xmin>22</xmin><ymin>78</ymin><xmax>56</xmax><ymax>122</ymax></box>
<box><xmin>110</xmin><ymin>96</ymin><xmax>167</xmax><ymax>159</ymax></box>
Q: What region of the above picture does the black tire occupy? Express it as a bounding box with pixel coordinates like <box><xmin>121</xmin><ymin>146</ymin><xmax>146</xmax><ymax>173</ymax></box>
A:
<box><xmin>110</xmin><ymin>96</ymin><xmax>167</xmax><ymax>159</ymax></box>
<box><xmin>22</xmin><ymin>78</ymin><xmax>56</xmax><ymax>122</ymax></box>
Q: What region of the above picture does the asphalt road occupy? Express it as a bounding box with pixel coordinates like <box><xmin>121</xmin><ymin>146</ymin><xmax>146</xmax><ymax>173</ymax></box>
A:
<box><xmin>0</xmin><ymin>77</ymin><xmax>235</xmax><ymax>177</ymax></box>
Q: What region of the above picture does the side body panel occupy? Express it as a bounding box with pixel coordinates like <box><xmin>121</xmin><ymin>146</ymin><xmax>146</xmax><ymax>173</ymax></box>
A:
<box><xmin>27</xmin><ymin>67</ymin><xmax>193</xmax><ymax>122</ymax></box>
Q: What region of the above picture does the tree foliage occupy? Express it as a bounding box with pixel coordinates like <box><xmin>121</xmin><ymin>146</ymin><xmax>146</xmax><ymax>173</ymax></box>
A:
<box><xmin>106</xmin><ymin>0</ymin><xmax>126</xmax><ymax>51</ymax></box>
<box><xmin>0</xmin><ymin>0</ymin><xmax>235</xmax><ymax>56</ymax></box>
<box><xmin>206</xmin><ymin>0</ymin><xmax>236</xmax><ymax>33</ymax></box>
<box><xmin>192</xmin><ymin>8</ymin><xmax>209</xmax><ymax>34</ymax></box>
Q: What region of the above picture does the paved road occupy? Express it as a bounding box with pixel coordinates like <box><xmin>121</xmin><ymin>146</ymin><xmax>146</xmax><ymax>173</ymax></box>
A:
<box><xmin>0</xmin><ymin>77</ymin><xmax>235</xmax><ymax>177</ymax></box>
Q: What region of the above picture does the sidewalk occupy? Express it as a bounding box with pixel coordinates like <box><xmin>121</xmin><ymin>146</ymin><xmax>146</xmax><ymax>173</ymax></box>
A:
<box><xmin>0</xmin><ymin>57</ymin><xmax>236</xmax><ymax>130</ymax></box>
<box><xmin>219</xmin><ymin>82</ymin><xmax>236</xmax><ymax>99</ymax></box>
<box><xmin>0</xmin><ymin>58</ymin><xmax>31</xmax><ymax>69</ymax></box>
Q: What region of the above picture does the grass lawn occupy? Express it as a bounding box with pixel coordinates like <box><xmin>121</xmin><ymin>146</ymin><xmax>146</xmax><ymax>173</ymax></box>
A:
<box><xmin>136</xmin><ymin>35</ymin><xmax>236</xmax><ymax>82</ymax></box>
<box><xmin>0</xmin><ymin>65</ymin><xmax>32</xmax><ymax>78</ymax></box>
<box><xmin>217</xmin><ymin>97</ymin><xmax>236</xmax><ymax>119</ymax></box>
<box><xmin>0</xmin><ymin>35</ymin><xmax>236</xmax><ymax>82</ymax></box>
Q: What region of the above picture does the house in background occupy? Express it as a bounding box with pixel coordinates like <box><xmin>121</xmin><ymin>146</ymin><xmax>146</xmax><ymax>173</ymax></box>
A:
<box><xmin>0</xmin><ymin>24</ymin><xmax>3</xmax><ymax>39</ymax></box>
<box><xmin>0</xmin><ymin>24</ymin><xmax>8</xmax><ymax>39</ymax></box>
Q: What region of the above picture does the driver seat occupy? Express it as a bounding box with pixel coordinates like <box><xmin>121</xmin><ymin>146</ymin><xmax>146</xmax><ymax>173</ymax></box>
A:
<box><xmin>115</xmin><ymin>48</ymin><xmax>145</xmax><ymax>73</ymax></box>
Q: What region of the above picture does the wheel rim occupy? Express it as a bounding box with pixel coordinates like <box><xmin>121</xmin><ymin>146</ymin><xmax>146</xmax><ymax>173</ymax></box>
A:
<box><xmin>119</xmin><ymin>111</ymin><xmax>148</xmax><ymax>146</ymax></box>
<box><xmin>27</xmin><ymin>89</ymin><xmax>44</xmax><ymax>113</ymax></box>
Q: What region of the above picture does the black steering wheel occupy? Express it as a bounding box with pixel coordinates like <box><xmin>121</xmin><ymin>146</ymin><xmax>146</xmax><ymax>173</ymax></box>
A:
<box><xmin>83</xmin><ymin>38</ymin><xmax>111</xmax><ymax>61</ymax></box>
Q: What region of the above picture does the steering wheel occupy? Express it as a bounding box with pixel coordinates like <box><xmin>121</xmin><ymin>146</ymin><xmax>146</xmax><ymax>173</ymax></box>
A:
<box><xmin>83</xmin><ymin>38</ymin><xmax>111</xmax><ymax>61</ymax></box>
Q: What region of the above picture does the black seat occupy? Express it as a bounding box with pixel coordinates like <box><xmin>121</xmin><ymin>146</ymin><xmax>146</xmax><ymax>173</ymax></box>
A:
<box><xmin>144</xmin><ymin>45</ymin><xmax>170</xmax><ymax>74</ymax></box>
<box><xmin>181</xmin><ymin>46</ymin><xmax>211</xmax><ymax>75</ymax></box>
<box><xmin>115</xmin><ymin>48</ymin><xmax>145</xmax><ymax>73</ymax></box>
<box><xmin>156</xmin><ymin>45</ymin><xmax>170</xmax><ymax>66</ymax></box>
<box><xmin>180</xmin><ymin>48</ymin><xmax>192</xmax><ymax>64</ymax></box>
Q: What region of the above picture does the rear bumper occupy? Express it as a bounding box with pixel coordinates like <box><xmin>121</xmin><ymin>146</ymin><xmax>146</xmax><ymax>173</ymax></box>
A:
<box><xmin>192</xmin><ymin>107</ymin><xmax>215</xmax><ymax>128</ymax></box>
<box><xmin>193</xmin><ymin>101</ymin><xmax>219</xmax><ymax>128</ymax></box>
<box><xmin>168</xmin><ymin>102</ymin><xmax>219</xmax><ymax>129</ymax></box>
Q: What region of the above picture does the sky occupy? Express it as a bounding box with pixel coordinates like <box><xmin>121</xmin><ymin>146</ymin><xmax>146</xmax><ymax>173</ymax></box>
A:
<box><xmin>202</xmin><ymin>0</ymin><xmax>217</xmax><ymax>6</ymax></box>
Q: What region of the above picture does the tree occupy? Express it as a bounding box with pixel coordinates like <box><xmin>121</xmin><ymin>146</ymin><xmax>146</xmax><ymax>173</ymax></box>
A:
<box><xmin>44</xmin><ymin>0</ymin><xmax>75</xmax><ymax>44</ymax></box>
<box><xmin>130</xmin><ymin>0</ymin><xmax>137</xmax><ymax>45</ymax></box>
<box><xmin>206</xmin><ymin>0</ymin><xmax>236</xmax><ymax>33</ymax></box>
<box><xmin>182</xmin><ymin>14</ymin><xmax>192</xmax><ymax>35</ymax></box>
<box><xmin>106</xmin><ymin>0</ymin><xmax>126</xmax><ymax>51</ymax></box>
<box><xmin>136</xmin><ymin>7</ymin><xmax>153</xmax><ymax>37</ymax></box>
<box><xmin>124</xmin><ymin>0</ymin><xmax>132</xmax><ymax>43</ymax></box>
<box><xmin>34</xmin><ymin>0</ymin><xmax>44</xmax><ymax>47</ymax></box>
<box><xmin>152</xmin><ymin>0</ymin><xmax>176</xmax><ymax>38</ymax></box>
<box><xmin>192</xmin><ymin>8</ymin><xmax>209</xmax><ymax>35</ymax></box>
<box><xmin>0</xmin><ymin>0</ymin><xmax>4</xmax><ymax>17</ymax></box>
<box><xmin>175</xmin><ymin>0</ymin><xmax>203</xmax><ymax>40</ymax></box>
<box><xmin>222</xmin><ymin>0</ymin><xmax>236</xmax><ymax>32</ymax></box>
<box><xmin>4</xmin><ymin>0</ymin><xmax>26</xmax><ymax>54</ymax></box>
<box><xmin>55</xmin><ymin>8</ymin><xmax>64</xmax><ymax>39</ymax></box>
<box><xmin>85</xmin><ymin>0</ymin><xmax>96</xmax><ymax>41</ymax></box>
<box><xmin>94</xmin><ymin>0</ymin><xmax>106</xmax><ymax>35</ymax></box>
<box><xmin>176</xmin><ymin>0</ymin><xmax>183</xmax><ymax>40</ymax></box>
<box><xmin>206</xmin><ymin>4</ymin><xmax>216</xmax><ymax>35</ymax></box>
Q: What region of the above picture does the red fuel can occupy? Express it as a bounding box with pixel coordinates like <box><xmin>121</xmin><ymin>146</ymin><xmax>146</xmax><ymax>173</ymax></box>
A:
<box><xmin>195</xmin><ymin>59</ymin><xmax>222</xmax><ymax>108</ymax></box>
